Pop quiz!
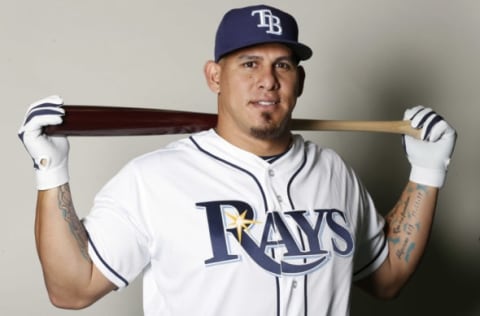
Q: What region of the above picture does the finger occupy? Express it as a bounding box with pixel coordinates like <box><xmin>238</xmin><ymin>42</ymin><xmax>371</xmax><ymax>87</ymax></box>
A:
<box><xmin>27</xmin><ymin>95</ymin><xmax>63</xmax><ymax>112</ymax></box>
<box><xmin>24</xmin><ymin>106</ymin><xmax>65</xmax><ymax>125</ymax></box>
<box><xmin>24</xmin><ymin>113</ymin><xmax>64</xmax><ymax>132</ymax></box>
<box><xmin>410</xmin><ymin>107</ymin><xmax>434</xmax><ymax>128</ymax></box>
<box><xmin>429</xmin><ymin>120</ymin><xmax>457</xmax><ymax>142</ymax></box>
<box><xmin>424</xmin><ymin>116</ymin><xmax>447</xmax><ymax>141</ymax></box>
<box><xmin>403</xmin><ymin>105</ymin><xmax>425</xmax><ymax>121</ymax></box>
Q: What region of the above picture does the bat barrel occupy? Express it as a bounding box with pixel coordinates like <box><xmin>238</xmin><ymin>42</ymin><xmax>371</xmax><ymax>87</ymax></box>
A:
<box><xmin>44</xmin><ymin>106</ymin><xmax>218</xmax><ymax>136</ymax></box>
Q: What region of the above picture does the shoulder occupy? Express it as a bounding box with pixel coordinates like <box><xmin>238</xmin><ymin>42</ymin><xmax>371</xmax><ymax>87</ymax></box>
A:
<box><xmin>296</xmin><ymin>135</ymin><xmax>362</xmax><ymax>188</ymax></box>
<box><xmin>130</xmin><ymin>132</ymin><xmax>206</xmax><ymax>164</ymax></box>
<box><xmin>299</xmin><ymin>136</ymin><xmax>349</xmax><ymax>167</ymax></box>
<box><xmin>119</xmin><ymin>130</ymin><xmax>223</xmax><ymax>174</ymax></box>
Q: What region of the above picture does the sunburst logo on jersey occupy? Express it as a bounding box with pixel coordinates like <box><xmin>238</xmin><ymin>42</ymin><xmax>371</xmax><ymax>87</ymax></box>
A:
<box><xmin>226</xmin><ymin>210</ymin><xmax>261</xmax><ymax>243</ymax></box>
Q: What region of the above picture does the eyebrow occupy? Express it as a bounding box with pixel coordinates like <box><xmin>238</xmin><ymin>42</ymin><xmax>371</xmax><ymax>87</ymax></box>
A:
<box><xmin>236</xmin><ymin>54</ymin><xmax>297</xmax><ymax>64</ymax></box>
<box><xmin>236</xmin><ymin>54</ymin><xmax>261</xmax><ymax>61</ymax></box>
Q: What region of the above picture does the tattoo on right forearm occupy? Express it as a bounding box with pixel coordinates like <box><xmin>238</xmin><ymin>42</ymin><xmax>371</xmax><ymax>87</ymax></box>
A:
<box><xmin>57</xmin><ymin>184</ymin><xmax>91</xmax><ymax>261</ymax></box>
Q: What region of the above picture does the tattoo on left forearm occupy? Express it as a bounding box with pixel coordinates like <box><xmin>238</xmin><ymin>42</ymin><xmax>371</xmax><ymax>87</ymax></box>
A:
<box><xmin>387</xmin><ymin>183</ymin><xmax>428</xmax><ymax>264</ymax></box>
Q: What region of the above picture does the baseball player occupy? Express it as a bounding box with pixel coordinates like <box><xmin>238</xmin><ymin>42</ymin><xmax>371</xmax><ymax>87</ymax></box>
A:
<box><xmin>18</xmin><ymin>4</ymin><xmax>457</xmax><ymax>316</ymax></box>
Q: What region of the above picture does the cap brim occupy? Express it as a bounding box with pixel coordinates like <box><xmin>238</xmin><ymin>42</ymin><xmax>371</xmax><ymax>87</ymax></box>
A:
<box><xmin>216</xmin><ymin>39</ymin><xmax>312</xmax><ymax>62</ymax></box>
<box><xmin>282</xmin><ymin>41</ymin><xmax>313</xmax><ymax>61</ymax></box>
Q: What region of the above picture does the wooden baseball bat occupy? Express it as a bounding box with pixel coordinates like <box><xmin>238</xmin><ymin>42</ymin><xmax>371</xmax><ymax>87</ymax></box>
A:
<box><xmin>43</xmin><ymin>105</ymin><xmax>422</xmax><ymax>139</ymax></box>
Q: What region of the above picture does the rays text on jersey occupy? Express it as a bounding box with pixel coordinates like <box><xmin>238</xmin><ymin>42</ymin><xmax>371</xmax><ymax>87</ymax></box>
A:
<box><xmin>197</xmin><ymin>200</ymin><xmax>355</xmax><ymax>276</ymax></box>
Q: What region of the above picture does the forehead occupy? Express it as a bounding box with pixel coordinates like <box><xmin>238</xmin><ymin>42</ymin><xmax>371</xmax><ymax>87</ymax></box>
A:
<box><xmin>223</xmin><ymin>43</ymin><xmax>296</xmax><ymax>61</ymax></box>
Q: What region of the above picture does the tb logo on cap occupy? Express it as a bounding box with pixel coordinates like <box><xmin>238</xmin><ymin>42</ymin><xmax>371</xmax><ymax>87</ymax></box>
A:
<box><xmin>251</xmin><ymin>9</ymin><xmax>283</xmax><ymax>35</ymax></box>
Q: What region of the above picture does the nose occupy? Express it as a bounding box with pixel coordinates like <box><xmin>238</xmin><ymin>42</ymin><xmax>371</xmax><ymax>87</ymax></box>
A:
<box><xmin>257</xmin><ymin>66</ymin><xmax>280</xmax><ymax>91</ymax></box>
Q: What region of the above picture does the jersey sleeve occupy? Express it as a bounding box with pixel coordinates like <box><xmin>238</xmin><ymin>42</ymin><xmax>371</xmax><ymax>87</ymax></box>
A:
<box><xmin>351</xmin><ymin>189</ymin><xmax>388</xmax><ymax>281</ymax></box>
<box><xmin>83</xmin><ymin>162</ymin><xmax>151</xmax><ymax>289</ymax></box>
<box><xmin>344</xmin><ymin>166</ymin><xmax>388</xmax><ymax>281</ymax></box>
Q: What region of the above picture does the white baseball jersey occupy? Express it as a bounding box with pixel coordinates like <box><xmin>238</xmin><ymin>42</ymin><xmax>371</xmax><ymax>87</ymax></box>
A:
<box><xmin>83</xmin><ymin>129</ymin><xmax>388</xmax><ymax>316</ymax></box>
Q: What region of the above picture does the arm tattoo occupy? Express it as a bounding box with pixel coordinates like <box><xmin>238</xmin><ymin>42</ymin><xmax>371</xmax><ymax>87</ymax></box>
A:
<box><xmin>386</xmin><ymin>183</ymin><xmax>428</xmax><ymax>264</ymax></box>
<box><xmin>57</xmin><ymin>184</ymin><xmax>91</xmax><ymax>261</ymax></box>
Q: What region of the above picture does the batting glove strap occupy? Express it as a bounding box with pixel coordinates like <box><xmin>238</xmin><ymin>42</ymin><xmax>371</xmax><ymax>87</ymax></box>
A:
<box><xmin>35</xmin><ymin>158</ymin><xmax>69</xmax><ymax>190</ymax></box>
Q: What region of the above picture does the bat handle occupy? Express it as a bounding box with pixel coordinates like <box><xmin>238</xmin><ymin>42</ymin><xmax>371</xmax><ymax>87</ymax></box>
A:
<box><xmin>291</xmin><ymin>119</ymin><xmax>422</xmax><ymax>139</ymax></box>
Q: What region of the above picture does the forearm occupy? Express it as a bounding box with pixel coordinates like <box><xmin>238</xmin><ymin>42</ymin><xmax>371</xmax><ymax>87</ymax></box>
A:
<box><xmin>35</xmin><ymin>184</ymin><xmax>102</xmax><ymax>308</ymax></box>
<box><xmin>357</xmin><ymin>181</ymin><xmax>439</xmax><ymax>298</ymax></box>
<box><xmin>384</xmin><ymin>181</ymin><xmax>438</xmax><ymax>288</ymax></box>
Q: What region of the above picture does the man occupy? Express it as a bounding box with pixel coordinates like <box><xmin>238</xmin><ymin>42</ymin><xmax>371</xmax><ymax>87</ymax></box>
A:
<box><xmin>18</xmin><ymin>4</ymin><xmax>456</xmax><ymax>316</ymax></box>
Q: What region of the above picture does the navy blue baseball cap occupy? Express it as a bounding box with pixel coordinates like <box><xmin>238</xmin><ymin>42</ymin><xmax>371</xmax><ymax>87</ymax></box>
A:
<box><xmin>214</xmin><ymin>4</ymin><xmax>312</xmax><ymax>62</ymax></box>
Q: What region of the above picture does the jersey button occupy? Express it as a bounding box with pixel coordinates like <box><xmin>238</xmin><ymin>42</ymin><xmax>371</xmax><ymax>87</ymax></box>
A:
<box><xmin>292</xmin><ymin>280</ymin><xmax>298</xmax><ymax>289</ymax></box>
<box><xmin>268</xmin><ymin>169</ymin><xmax>275</xmax><ymax>177</ymax></box>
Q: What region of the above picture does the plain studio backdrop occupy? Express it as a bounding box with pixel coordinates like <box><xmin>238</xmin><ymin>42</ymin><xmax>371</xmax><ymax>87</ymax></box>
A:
<box><xmin>2</xmin><ymin>0</ymin><xmax>479</xmax><ymax>315</ymax></box>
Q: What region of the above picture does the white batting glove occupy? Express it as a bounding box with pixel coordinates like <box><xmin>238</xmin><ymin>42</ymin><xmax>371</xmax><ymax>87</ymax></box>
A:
<box><xmin>403</xmin><ymin>105</ymin><xmax>457</xmax><ymax>188</ymax></box>
<box><xmin>18</xmin><ymin>96</ymin><xmax>70</xmax><ymax>190</ymax></box>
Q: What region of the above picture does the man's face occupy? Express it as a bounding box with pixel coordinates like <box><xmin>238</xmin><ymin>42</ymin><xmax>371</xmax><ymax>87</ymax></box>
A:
<box><xmin>209</xmin><ymin>43</ymin><xmax>304</xmax><ymax>147</ymax></box>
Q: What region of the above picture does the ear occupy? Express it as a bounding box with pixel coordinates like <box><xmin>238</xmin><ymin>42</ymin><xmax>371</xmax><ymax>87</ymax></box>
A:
<box><xmin>204</xmin><ymin>60</ymin><xmax>221</xmax><ymax>94</ymax></box>
<box><xmin>296</xmin><ymin>66</ymin><xmax>306</xmax><ymax>97</ymax></box>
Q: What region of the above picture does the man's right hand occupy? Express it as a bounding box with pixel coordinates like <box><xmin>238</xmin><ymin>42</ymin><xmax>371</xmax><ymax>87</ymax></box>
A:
<box><xmin>18</xmin><ymin>95</ymin><xmax>70</xmax><ymax>190</ymax></box>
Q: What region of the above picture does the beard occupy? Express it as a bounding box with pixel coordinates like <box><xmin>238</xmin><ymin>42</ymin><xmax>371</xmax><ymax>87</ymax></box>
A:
<box><xmin>249</xmin><ymin>112</ymin><xmax>290</xmax><ymax>140</ymax></box>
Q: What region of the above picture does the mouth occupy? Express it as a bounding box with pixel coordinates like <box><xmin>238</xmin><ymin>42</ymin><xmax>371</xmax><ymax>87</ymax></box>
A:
<box><xmin>251</xmin><ymin>100</ymin><xmax>280</xmax><ymax>107</ymax></box>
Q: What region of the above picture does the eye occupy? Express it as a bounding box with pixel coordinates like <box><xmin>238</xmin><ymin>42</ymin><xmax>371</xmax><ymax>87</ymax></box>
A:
<box><xmin>242</xmin><ymin>61</ymin><xmax>257</xmax><ymax>68</ymax></box>
<box><xmin>275</xmin><ymin>62</ymin><xmax>293</xmax><ymax>70</ymax></box>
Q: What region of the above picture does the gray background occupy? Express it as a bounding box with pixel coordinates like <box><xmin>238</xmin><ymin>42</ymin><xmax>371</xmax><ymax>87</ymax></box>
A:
<box><xmin>2</xmin><ymin>0</ymin><xmax>479</xmax><ymax>315</ymax></box>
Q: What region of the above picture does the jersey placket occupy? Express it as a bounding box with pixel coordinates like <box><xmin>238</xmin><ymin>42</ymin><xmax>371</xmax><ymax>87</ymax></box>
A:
<box><xmin>264</xmin><ymin>165</ymin><xmax>306</xmax><ymax>316</ymax></box>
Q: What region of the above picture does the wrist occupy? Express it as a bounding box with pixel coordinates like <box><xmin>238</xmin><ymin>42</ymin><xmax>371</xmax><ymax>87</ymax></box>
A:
<box><xmin>409</xmin><ymin>165</ymin><xmax>446</xmax><ymax>188</ymax></box>
<box><xmin>35</xmin><ymin>159</ymin><xmax>69</xmax><ymax>190</ymax></box>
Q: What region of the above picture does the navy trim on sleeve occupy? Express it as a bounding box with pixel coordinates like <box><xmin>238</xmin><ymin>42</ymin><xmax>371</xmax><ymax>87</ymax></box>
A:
<box><xmin>353</xmin><ymin>236</ymin><xmax>387</xmax><ymax>277</ymax></box>
<box><xmin>87</xmin><ymin>231</ymin><xmax>129</xmax><ymax>287</ymax></box>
